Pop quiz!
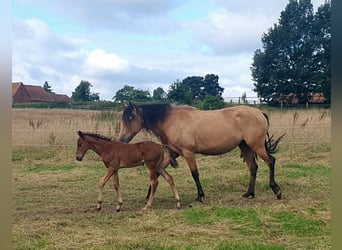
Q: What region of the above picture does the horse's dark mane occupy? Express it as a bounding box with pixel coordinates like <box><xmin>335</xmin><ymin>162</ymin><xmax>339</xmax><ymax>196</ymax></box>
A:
<box><xmin>122</xmin><ymin>103</ymin><xmax>172</xmax><ymax>132</ymax></box>
<box><xmin>81</xmin><ymin>132</ymin><xmax>113</xmax><ymax>141</ymax></box>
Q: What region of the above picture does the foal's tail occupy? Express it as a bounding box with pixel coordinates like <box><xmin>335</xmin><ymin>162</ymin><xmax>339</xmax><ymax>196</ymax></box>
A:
<box><xmin>162</xmin><ymin>146</ymin><xmax>179</xmax><ymax>168</ymax></box>
<box><xmin>262</xmin><ymin>112</ymin><xmax>286</xmax><ymax>155</ymax></box>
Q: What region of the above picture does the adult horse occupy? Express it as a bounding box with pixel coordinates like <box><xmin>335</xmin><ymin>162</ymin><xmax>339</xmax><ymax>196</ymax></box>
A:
<box><xmin>119</xmin><ymin>103</ymin><xmax>285</xmax><ymax>202</ymax></box>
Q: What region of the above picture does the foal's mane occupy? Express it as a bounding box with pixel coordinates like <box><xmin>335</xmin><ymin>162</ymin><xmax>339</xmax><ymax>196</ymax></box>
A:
<box><xmin>81</xmin><ymin>132</ymin><xmax>113</xmax><ymax>141</ymax></box>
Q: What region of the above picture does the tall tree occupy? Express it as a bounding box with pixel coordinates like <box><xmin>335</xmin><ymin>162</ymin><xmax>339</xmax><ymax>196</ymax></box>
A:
<box><xmin>251</xmin><ymin>0</ymin><xmax>330</xmax><ymax>104</ymax></box>
<box><xmin>71</xmin><ymin>80</ymin><xmax>94</xmax><ymax>102</ymax></box>
<box><xmin>43</xmin><ymin>81</ymin><xmax>53</xmax><ymax>93</ymax></box>
<box><xmin>310</xmin><ymin>0</ymin><xmax>331</xmax><ymax>102</ymax></box>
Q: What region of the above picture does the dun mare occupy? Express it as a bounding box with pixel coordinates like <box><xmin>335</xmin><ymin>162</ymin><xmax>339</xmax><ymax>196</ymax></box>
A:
<box><xmin>119</xmin><ymin>103</ymin><xmax>285</xmax><ymax>202</ymax></box>
<box><xmin>75</xmin><ymin>131</ymin><xmax>180</xmax><ymax>211</ymax></box>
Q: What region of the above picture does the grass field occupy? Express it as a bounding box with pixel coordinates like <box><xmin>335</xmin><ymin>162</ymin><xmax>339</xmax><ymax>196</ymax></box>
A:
<box><xmin>12</xmin><ymin>107</ymin><xmax>331</xmax><ymax>249</ymax></box>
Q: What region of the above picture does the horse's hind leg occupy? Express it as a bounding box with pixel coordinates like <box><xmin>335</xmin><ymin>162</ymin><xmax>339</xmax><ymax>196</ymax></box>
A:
<box><xmin>254</xmin><ymin>148</ymin><xmax>282</xmax><ymax>199</ymax></box>
<box><xmin>239</xmin><ymin>141</ymin><xmax>258</xmax><ymax>199</ymax></box>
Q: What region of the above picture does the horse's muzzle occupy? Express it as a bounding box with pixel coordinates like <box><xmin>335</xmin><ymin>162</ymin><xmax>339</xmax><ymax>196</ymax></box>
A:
<box><xmin>76</xmin><ymin>156</ymin><xmax>83</xmax><ymax>161</ymax></box>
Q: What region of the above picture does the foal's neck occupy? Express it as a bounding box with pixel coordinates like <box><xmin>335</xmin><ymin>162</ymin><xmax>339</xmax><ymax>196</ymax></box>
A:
<box><xmin>87</xmin><ymin>137</ymin><xmax>116</xmax><ymax>157</ymax></box>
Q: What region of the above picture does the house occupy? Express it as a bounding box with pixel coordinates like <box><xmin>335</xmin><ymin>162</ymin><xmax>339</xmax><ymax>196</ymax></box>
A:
<box><xmin>12</xmin><ymin>82</ymin><xmax>31</xmax><ymax>103</ymax></box>
<box><xmin>12</xmin><ymin>82</ymin><xmax>73</xmax><ymax>104</ymax></box>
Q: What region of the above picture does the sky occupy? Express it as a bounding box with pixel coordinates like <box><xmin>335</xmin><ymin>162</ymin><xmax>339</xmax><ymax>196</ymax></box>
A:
<box><xmin>12</xmin><ymin>0</ymin><xmax>326</xmax><ymax>101</ymax></box>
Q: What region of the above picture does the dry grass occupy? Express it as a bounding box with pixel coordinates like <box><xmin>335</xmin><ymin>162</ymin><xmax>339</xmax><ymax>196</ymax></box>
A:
<box><xmin>12</xmin><ymin>107</ymin><xmax>331</xmax><ymax>250</ymax></box>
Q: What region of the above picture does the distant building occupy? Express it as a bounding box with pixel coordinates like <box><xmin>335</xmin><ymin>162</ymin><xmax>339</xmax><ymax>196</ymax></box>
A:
<box><xmin>12</xmin><ymin>82</ymin><xmax>73</xmax><ymax>104</ymax></box>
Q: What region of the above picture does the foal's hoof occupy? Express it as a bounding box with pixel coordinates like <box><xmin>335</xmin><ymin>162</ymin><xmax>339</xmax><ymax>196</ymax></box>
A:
<box><xmin>242</xmin><ymin>192</ymin><xmax>255</xmax><ymax>199</ymax></box>
<box><xmin>176</xmin><ymin>201</ymin><xmax>181</xmax><ymax>209</ymax></box>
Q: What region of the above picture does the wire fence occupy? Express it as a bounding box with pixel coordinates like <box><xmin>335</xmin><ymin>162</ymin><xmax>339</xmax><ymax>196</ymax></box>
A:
<box><xmin>12</xmin><ymin>125</ymin><xmax>331</xmax><ymax>147</ymax></box>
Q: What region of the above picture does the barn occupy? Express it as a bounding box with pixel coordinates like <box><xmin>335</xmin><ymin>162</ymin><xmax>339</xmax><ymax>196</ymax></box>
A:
<box><xmin>12</xmin><ymin>82</ymin><xmax>73</xmax><ymax>104</ymax></box>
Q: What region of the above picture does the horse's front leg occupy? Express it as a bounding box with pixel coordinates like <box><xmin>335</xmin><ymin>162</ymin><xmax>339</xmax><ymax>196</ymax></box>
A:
<box><xmin>183</xmin><ymin>150</ymin><xmax>205</xmax><ymax>202</ymax></box>
<box><xmin>97</xmin><ymin>167</ymin><xmax>115</xmax><ymax>211</ymax></box>
<box><xmin>112</xmin><ymin>170</ymin><xmax>123</xmax><ymax>212</ymax></box>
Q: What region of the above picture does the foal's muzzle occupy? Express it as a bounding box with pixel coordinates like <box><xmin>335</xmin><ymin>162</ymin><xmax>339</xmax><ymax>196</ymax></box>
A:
<box><xmin>76</xmin><ymin>156</ymin><xmax>83</xmax><ymax>161</ymax></box>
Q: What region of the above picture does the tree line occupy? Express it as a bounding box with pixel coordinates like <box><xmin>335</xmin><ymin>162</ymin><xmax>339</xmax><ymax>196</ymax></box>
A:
<box><xmin>70</xmin><ymin>74</ymin><xmax>226</xmax><ymax>110</ymax></box>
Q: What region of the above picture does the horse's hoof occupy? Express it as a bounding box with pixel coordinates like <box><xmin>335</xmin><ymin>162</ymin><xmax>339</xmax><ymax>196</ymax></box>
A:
<box><xmin>242</xmin><ymin>193</ymin><xmax>255</xmax><ymax>199</ymax></box>
<box><xmin>195</xmin><ymin>196</ymin><xmax>204</xmax><ymax>202</ymax></box>
<box><xmin>96</xmin><ymin>206</ymin><xmax>102</xmax><ymax>211</ymax></box>
<box><xmin>276</xmin><ymin>190</ymin><xmax>282</xmax><ymax>200</ymax></box>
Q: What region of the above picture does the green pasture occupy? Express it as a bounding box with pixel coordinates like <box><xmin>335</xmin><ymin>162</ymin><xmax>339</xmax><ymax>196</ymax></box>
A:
<box><xmin>12</xmin><ymin>142</ymin><xmax>330</xmax><ymax>250</ymax></box>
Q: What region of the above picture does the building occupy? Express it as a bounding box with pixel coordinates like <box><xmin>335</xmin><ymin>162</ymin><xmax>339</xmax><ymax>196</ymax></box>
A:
<box><xmin>12</xmin><ymin>82</ymin><xmax>73</xmax><ymax>104</ymax></box>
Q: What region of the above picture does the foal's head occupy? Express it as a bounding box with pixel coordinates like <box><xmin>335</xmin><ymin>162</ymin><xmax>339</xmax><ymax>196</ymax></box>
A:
<box><xmin>75</xmin><ymin>131</ymin><xmax>90</xmax><ymax>161</ymax></box>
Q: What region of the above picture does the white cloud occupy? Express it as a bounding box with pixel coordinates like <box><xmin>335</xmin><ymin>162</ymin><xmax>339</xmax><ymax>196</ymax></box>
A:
<box><xmin>12</xmin><ymin>0</ymin><xmax>328</xmax><ymax>101</ymax></box>
<box><xmin>83</xmin><ymin>49</ymin><xmax>129</xmax><ymax>75</ymax></box>
<box><xmin>187</xmin><ymin>9</ymin><xmax>276</xmax><ymax>55</ymax></box>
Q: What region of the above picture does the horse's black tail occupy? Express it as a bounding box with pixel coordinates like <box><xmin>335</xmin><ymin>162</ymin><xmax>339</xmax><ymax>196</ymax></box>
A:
<box><xmin>162</xmin><ymin>146</ymin><xmax>179</xmax><ymax>168</ymax></box>
<box><xmin>262</xmin><ymin>112</ymin><xmax>286</xmax><ymax>155</ymax></box>
<box><xmin>266</xmin><ymin>132</ymin><xmax>286</xmax><ymax>154</ymax></box>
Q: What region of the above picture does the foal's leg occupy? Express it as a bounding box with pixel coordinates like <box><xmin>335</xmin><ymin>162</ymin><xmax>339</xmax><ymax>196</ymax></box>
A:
<box><xmin>239</xmin><ymin>141</ymin><xmax>259</xmax><ymax>199</ymax></box>
<box><xmin>158</xmin><ymin>168</ymin><xmax>180</xmax><ymax>209</ymax></box>
<box><xmin>183</xmin><ymin>150</ymin><xmax>205</xmax><ymax>202</ymax></box>
<box><xmin>97</xmin><ymin>167</ymin><xmax>115</xmax><ymax>210</ymax></box>
<box><xmin>145</xmin><ymin>151</ymin><xmax>171</xmax><ymax>202</ymax></box>
<box><xmin>112</xmin><ymin>170</ymin><xmax>123</xmax><ymax>212</ymax></box>
<box><xmin>145</xmin><ymin>172</ymin><xmax>160</xmax><ymax>203</ymax></box>
<box><xmin>142</xmin><ymin>169</ymin><xmax>158</xmax><ymax>211</ymax></box>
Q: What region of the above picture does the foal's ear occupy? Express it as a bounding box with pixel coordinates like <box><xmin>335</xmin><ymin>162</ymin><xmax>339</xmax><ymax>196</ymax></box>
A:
<box><xmin>77</xmin><ymin>130</ymin><xmax>83</xmax><ymax>137</ymax></box>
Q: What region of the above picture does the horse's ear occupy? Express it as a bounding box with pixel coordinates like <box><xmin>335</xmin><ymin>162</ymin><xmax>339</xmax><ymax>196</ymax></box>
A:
<box><xmin>122</xmin><ymin>103</ymin><xmax>128</xmax><ymax>109</ymax></box>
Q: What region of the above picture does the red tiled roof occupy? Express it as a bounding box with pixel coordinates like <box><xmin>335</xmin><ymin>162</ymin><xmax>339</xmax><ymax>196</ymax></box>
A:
<box><xmin>24</xmin><ymin>85</ymin><xmax>55</xmax><ymax>102</ymax></box>
<box><xmin>49</xmin><ymin>93</ymin><xmax>73</xmax><ymax>103</ymax></box>
<box><xmin>12</xmin><ymin>82</ymin><xmax>23</xmax><ymax>96</ymax></box>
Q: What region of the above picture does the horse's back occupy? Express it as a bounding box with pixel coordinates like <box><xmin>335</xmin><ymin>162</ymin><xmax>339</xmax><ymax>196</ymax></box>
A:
<box><xmin>165</xmin><ymin>105</ymin><xmax>268</xmax><ymax>154</ymax></box>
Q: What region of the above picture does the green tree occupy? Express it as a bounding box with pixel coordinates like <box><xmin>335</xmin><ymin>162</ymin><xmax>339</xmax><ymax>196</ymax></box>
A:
<box><xmin>167</xmin><ymin>74</ymin><xmax>224</xmax><ymax>105</ymax></box>
<box><xmin>71</xmin><ymin>80</ymin><xmax>94</xmax><ymax>102</ymax></box>
<box><xmin>43</xmin><ymin>81</ymin><xmax>53</xmax><ymax>93</ymax></box>
<box><xmin>113</xmin><ymin>85</ymin><xmax>151</xmax><ymax>103</ymax></box>
<box><xmin>152</xmin><ymin>87</ymin><xmax>166</xmax><ymax>100</ymax></box>
<box><xmin>310</xmin><ymin>0</ymin><xmax>331</xmax><ymax>103</ymax></box>
<box><xmin>199</xmin><ymin>96</ymin><xmax>225</xmax><ymax>110</ymax></box>
<box><xmin>251</xmin><ymin>0</ymin><xmax>330</xmax><ymax>104</ymax></box>
<box><xmin>167</xmin><ymin>80</ymin><xmax>192</xmax><ymax>105</ymax></box>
